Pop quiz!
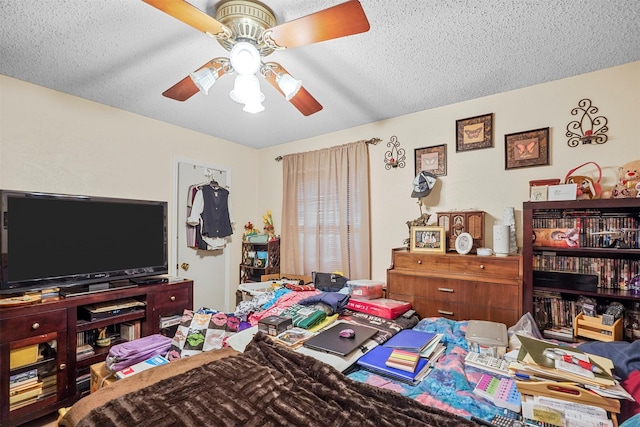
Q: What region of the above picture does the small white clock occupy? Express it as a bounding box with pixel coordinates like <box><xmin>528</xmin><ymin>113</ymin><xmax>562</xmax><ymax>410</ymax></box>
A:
<box><xmin>455</xmin><ymin>232</ymin><xmax>473</xmax><ymax>255</ymax></box>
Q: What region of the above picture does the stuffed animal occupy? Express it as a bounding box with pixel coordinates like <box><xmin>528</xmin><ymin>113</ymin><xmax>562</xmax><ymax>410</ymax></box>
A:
<box><xmin>564</xmin><ymin>161</ymin><xmax>602</xmax><ymax>200</ymax></box>
<box><xmin>611</xmin><ymin>159</ymin><xmax>640</xmax><ymax>198</ymax></box>
<box><xmin>565</xmin><ymin>175</ymin><xmax>599</xmax><ymax>200</ymax></box>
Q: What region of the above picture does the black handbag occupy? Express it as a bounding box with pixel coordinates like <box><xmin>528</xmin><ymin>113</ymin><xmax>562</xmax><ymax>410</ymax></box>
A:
<box><xmin>312</xmin><ymin>272</ymin><xmax>349</xmax><ymax>292</ymax></box>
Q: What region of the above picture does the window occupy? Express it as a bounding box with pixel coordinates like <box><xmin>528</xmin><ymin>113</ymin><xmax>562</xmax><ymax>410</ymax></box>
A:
<box><xmin>281</xmin><ymin>141</ymin><xmax>371</xmax><ymax>279</ymax></box>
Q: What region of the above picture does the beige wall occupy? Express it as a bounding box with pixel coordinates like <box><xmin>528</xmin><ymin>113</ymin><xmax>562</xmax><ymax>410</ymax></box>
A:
<box><xmin>0</xmin><ymin>76</ymin><xmax>259</xmax><ymax>309</ymax></box>
<box><xmin>2</xmin><ymin>62</ymin><xmax>639</xmax><ymax>302</ymax></box>
<box><xmin>257</xmin><ymin>61</ymin><xmax>640</xmax><ymax>283</ymax></box>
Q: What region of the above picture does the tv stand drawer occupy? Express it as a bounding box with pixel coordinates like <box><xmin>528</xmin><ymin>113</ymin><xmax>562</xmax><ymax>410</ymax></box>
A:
<box><xmin>0</xmin><ymin>308</ymin><xmax>67</xmax><ymax>341</ymax></box>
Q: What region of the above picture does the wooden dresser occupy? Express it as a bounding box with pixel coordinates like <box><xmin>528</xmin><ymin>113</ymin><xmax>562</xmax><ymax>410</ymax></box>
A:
<box><xmin>386</xmin><ymin>248</ymin><xmax>523</xmax><ymax>326</ymax></box>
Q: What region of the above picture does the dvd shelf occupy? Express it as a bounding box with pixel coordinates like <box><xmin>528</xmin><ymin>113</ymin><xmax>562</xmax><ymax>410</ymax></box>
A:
<box><xmin>523</xmin><ymin>199</ymin><xmax>640</xmax><ymax>343</ymax></box>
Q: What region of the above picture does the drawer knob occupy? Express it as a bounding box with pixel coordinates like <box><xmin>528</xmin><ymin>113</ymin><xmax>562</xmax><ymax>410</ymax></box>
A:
<box><xmin>417</xmin><ymin>260</ymin><xmax>422</xmax><ymax>265</ymax></box>
<box><xmin>479</xmin><ymin>264</ymin><xmax>485</xmax><ymax>269</ymax></box>
<box><xmin>31</xmin><ymin>322</ymin><xmax>40</xmax><ymax>330</ymax></box>
<box><xmin>170</xmin><ymin>296</ymin><xmax>176</xmax><ymax>301</ymax></box>
<box><xmin>59</xmin><ymin>363</ymin><xmax>67</xmax><ymax>371</ymax></box>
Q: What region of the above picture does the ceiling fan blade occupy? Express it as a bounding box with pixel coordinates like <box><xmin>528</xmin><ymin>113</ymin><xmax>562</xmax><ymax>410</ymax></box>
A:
<box><xmin>289</xmin><ymin>88</ymin><xmax>323</xmax><ymax>116</ymax></box>
<box><xmin>265</xmin><ymin>0</ymin><xmax>370</xmax><ymax>49</ymax></box>
<box><xmin>262</xmin><ymin>63</ymin><xmax>323</xmax><ymax>116</ymax></box>
<box><xmin>142</xmin><ymin>0</ymin><xmax>229</xmax><ymax>38</ymax></box>
<box><xmin>162</xmin><ymin>59</ymin><xmax>227</xmax><ymax>101</ymax></box>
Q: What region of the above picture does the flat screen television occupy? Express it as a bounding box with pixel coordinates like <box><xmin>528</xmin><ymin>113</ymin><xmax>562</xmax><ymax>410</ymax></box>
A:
<box><xmin>1</xmin><ymin>190</ymin><xmax>168</xmax><ymax>295</ymax></box>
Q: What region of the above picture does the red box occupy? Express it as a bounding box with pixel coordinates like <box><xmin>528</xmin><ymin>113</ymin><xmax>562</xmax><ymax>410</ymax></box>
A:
<box><xmin>346</xmin><ymin>298</ymin><xmax>411</xmax><ymax>319</ymax></box>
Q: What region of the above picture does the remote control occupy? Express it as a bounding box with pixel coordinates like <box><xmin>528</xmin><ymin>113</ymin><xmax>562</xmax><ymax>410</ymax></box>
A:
<box><xmin>490</xmin><ymin>415</ymin><xmax>524</xmax><ymax>427</ymax></box>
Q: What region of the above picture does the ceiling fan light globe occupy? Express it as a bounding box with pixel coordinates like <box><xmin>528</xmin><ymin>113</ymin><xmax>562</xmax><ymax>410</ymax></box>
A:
<box><xmin>189</xmin><ymin>67</ymin><xmax>218</xmax><ymax>95</ymax></box>
<box><xmin>243</xmin><ymin>101</ymin><xmax>265</xmax><ymax>114</ymax></box>
<box><xmin>277</xmin><ymin>74</ymin><xmax>302</xmax><ymax>101</ymax></box>
<box><xmin>229</xmin><ymin>41</ymin><xmax>261</xmax><ymax>75</ymax></box>
<box><xmin>230</xmin><ymin>74</ymin><xmax>263</xmax><ymax>104</ymax></box>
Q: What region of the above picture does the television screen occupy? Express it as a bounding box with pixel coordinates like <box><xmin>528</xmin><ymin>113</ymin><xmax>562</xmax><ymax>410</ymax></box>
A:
<box><xmin>1</xmin><ymin>190</ymin><xmax>168</xmax><ymax>294</ymax></box>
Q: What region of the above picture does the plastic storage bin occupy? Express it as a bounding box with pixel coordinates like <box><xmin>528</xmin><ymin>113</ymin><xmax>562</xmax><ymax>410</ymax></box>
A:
<box><xmin>466</xmin><ymin>320</ymin><xmax>508</xmax><ymax>357</ymax></box>
<box><xmin>347</xmin><ymin>280</ymin><xmax>384</xmax><ymax>300</ymax></box>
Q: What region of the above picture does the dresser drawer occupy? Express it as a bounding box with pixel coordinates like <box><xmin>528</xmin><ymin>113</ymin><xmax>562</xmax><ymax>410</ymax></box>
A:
<box><xmin>393</xmin><ymin>251</ymin><xmax>449</xmax><ymax>273</ymax></box>
<box><xmin>153</xmin><ymin>285</ymin><xmax>192</xmax><ymax>313</ymax></box>
<box><xmin>1</xmin><ymin>308</ymin><xmax>67</xmax><ymax>342</ymax></box>
<box><xmin>454</xmin><ymin>280</ymin><xmax>520</xmax><ymax>309</ymax></box>
<box><xmin>449</xmin><ymin>256</ymin><xmax>520</xmax><ymax>280</ymax></box>
<box><xmin>414</xmin><ymin>299</ymin><xmax>462</xmax><ymax>320</ymax></box>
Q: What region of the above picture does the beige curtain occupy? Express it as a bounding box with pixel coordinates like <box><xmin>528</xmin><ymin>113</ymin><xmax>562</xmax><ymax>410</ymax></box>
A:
<box><xmin>281</xmin><ymin>141</ymin><xmax>371</xmax><ymax>279</ymax></box>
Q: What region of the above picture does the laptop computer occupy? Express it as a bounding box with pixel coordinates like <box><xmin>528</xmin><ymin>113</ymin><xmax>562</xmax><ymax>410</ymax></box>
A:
<box><xmin>303</xmin><ymin>323</ymin><xmax>378</xmax><ymax>356</ymax></box>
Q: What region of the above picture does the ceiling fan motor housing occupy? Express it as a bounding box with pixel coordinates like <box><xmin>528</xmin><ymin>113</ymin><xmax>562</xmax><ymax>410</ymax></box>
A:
<box><xmin>215</xmin><ymin>0</ymin><xmax>277</xmax><ymax>56</ymax></box>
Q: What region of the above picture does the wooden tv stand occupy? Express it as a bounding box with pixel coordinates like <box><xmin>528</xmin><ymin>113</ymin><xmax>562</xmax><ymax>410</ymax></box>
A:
<box><xmin>0</xmin><ymin>278</ymin><xmax>193</xmax><ymax>427</ymax></box>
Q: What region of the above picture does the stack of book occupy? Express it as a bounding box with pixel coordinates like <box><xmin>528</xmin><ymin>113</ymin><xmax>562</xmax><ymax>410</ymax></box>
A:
<box><xmin>120</xmin><ymin>321</ymin><xmax>141</xmax><ymax>341</ymax></box>
<box><xmin>356</xmin><ymin>329</ymin><xmax>443</xmax><ymax>385</ymax></box>
<box><xmin>76</xmin><ymin>344</ymin><xmax>95</xmax><ymax>361</ymax></box>
<box><xmin>9</xmin><ymin>368</ymin><xmax>43</xmax><ymax>411</ymax></box>
<box><xmin>385</xmin><ymin>349</ymin><xmax>420</xmax><ymax>372</ymax></box>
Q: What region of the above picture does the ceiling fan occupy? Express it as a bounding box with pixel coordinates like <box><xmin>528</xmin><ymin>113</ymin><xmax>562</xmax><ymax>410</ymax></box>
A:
<box><xmin>142</xmin><ymin>0</ymin><xmax>370</xmax><ymax>115</ymax></box>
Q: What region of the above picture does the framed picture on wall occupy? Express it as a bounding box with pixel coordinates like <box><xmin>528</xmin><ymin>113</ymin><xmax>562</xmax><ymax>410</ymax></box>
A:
<box><xmin>456</xmin><ymin>113</ymin><xmax>493</xmax><ymax>152</ymax></box>
<box><xmin>505</xmin><ymin>127</ymin><xmax>550</xmax><ymax>170</ymax></box>
<box><xmin>414</xmin><ymin>144</ymin><xmax>447</xmax><ymax>176</ymax></box>
<box><xmin>410</xmin><ymin>226</ymin><xmax>446</xmax><ymax>253</ymax></box>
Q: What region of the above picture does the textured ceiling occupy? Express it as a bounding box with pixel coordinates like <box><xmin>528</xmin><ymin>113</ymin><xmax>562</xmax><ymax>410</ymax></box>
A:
<box><xmin>1</xmin><ymin>1</ymin><xmax>639</xmax><ymax>149</ymax></box>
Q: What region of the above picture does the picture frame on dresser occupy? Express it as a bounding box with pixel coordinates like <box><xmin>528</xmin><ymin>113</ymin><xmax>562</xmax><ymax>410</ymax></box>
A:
<box><xmin>410</xmin><ymin>226</ymin><xmax>446</xmax><ymax>253</ymax></box>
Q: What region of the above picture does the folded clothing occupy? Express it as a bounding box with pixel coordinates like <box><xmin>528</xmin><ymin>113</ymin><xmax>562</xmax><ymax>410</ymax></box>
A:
<box><xmin>281</xmin><ymin>304</ymin><xmax>327</xmax><ymax>329</ymax></box>
<box><xmin>299</xmin><ymin>292</ymin><xmax>350</xmax><ymax>314</ymax></box>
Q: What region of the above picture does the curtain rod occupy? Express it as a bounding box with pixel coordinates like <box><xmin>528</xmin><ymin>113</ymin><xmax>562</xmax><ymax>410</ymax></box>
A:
<box><xmin>274</xmin><ymin>137</ymin><xmax>382</xmax><ymax>161</ymax></box>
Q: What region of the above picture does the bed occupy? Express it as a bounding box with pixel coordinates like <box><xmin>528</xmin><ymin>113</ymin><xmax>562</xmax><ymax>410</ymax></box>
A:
<box><xmin>57</xmin><ymin>288</ymin><xmax>515</xmax><ymax>426</ymax></box>
<box><xmin>59</xmin><ymin>330</ymin><xmax>485</xmax><ymax>427</ymax></box>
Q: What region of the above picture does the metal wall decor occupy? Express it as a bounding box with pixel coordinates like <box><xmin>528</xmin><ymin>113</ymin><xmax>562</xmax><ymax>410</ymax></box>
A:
<box><xmin>384</xmin><ymin>135</ymin><xmax>406</xmax><ymax>169</ymax></box>
<box><xmin>566</xmin><ymin>98</ymin><xmax>608</xmax><ymax>147</ymax></box>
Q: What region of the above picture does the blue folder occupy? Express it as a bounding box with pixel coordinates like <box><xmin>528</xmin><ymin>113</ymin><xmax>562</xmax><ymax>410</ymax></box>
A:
<box><xmin>356</xmin><ymin>345</ymin><xmax>430</xmax><ymax>385</ymax></box>
<box><xmin>383</xmin><ymin>329</ymin><xmax>436</xmax><ymax>352</ymax></box>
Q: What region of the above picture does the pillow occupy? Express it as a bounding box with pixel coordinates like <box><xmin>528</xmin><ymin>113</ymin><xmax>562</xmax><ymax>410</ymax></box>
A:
<box><xmin>166</xmin><ymin>308</ymin><xmax>247</xmax><ymax>361</ymax></box>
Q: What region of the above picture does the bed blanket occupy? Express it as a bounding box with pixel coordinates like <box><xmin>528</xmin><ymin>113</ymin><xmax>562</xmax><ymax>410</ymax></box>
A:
<box><xmin>348</xmin><ymin>317</ymin><xmax>508</xmax><ymax>421</ymax></box>
<box><xmin>66</xmin><ymin>332</ymin><xmax>482</xmax><ymax>427</ymax></box>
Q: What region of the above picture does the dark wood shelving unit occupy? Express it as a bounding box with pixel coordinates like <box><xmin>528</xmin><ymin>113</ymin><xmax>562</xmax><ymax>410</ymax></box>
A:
<box><xmin>523</xmin><ymin>198</ymin><xmax>640</xmax><ymax>341</ymax></box>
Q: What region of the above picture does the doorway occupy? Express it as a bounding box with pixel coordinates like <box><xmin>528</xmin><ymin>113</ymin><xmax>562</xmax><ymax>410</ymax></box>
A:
<box><xmin>173</xmin><ymin>159</ymin><xmax>231</xmax><ymax>311</ymax></box>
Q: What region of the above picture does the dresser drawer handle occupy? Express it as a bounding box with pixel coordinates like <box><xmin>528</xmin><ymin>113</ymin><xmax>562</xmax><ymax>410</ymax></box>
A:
<box><xmin>437</xmin><ymin>287</ymin><xmax>454</xmax><ymax>293</ymax></box>
<box><xmin>417</xmin><ymin>260</ymin><xmax>422</xmax><ymax>265</ymax></box>
<box><xmin>59</xmin><ymin>363</ymin><xmax>67</xmax><ymax>371</ymax></box>
<box><xmin>438</xmin><ymin>310</ymin><xmax>454</xmax><ymax>316</ymax></box>
<box><xmin>479</xmin><ymin>264</ymin><xmax>485</xmax><ymax>269</ymax></box>
<box><xmin>170</xmin><ymin>296</ymin><xmax>176</xmax><ymax>301</ymax></box>
<box><xmin>32</xmin><ymin>322</ymin><xmax>40</xmax><ymax>330</ymax></box>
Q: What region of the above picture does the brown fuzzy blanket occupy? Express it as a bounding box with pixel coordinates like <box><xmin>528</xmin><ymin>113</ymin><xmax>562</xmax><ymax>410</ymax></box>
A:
<box><xmin>65</xmin><ymin>333</ymin><xmax>481</xmax><ymax>427</ymax></box>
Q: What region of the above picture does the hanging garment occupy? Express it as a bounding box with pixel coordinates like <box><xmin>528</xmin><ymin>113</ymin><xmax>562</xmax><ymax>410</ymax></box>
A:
<box><xmin>187</xmin><ymin>184</ymin><xmax>233</xmax><ymax>250</ymax></box>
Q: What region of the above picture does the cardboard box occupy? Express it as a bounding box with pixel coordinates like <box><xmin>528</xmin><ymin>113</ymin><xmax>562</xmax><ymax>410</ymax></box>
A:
<box><xmin>90</xmin><ymin>362</ymin><xmax>117</xmax><ymax>393</ymax></box>
<box><xmin>347</xmin><ymin>280</ymin><xmax>384</xmax><ymax>300</ymax></box>
<box><xmin>258</xmin><ymin>315</ymin><xmax>292</xmax><ymax>336</ymax></box>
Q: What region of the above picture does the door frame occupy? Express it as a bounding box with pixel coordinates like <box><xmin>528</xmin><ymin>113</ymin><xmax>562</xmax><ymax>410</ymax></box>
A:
<box><xmin>171</xmin><ymin>157</ymin><xmax>232</xmax><ymax>311</ymax></box>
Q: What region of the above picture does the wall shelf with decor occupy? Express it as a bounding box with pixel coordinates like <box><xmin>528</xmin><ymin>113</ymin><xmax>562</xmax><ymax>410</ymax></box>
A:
<box><xmin>240</xmin><ymin>238</ymin><xmax>280</xmax><ymax>283</ymax></box>
<box><xmin>522</xmin><ymin>198</ymin><xmax>640</xmax><ymax>342</ymax></box>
